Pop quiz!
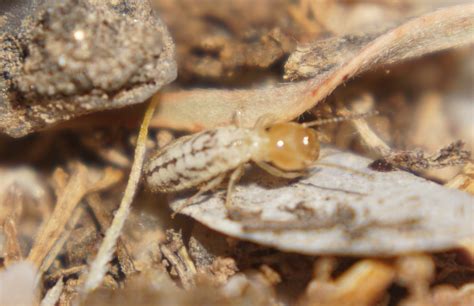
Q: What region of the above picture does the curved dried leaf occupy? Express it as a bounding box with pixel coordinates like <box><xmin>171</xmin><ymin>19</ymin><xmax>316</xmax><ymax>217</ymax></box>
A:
<box><xmin>170</xmin><ymin>148</ymin><xmax>474</xmax><ymax>256</ymax></box>
<box><xmin>151</xmin><ymin>4</ymin><xmax>474</xmax><ymax>131</ymax></box>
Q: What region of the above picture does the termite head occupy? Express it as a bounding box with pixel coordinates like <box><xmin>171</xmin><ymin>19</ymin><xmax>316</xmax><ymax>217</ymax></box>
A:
<box><xmin>260</xmin><ymin>122</ymin><xmax>320</xmax><ymax>171</ymax></box>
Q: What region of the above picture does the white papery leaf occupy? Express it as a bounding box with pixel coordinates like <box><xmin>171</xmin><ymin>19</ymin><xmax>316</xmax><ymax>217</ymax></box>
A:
<box><xmin>170</xmin><ymin>149</ymin><xmax>474</xmax><ymax>255</ymax></box>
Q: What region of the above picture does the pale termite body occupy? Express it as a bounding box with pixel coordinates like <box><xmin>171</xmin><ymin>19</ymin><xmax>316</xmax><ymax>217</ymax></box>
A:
<box><xmin>144</xmin><ymin>112</ymin><xmax>375</xmax><ymax>215</ymax></box>
<box><xmin>144</xmin><ymin>126</ymin><xmax>262</xmax><ymax>193</ymax></box>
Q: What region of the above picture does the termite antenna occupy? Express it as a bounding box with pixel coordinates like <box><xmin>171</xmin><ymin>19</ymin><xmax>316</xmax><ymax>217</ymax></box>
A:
<box><xmin>302</xmin><ymin>110</ymin><xmax>379</xmax><ymax>127</ymax></box>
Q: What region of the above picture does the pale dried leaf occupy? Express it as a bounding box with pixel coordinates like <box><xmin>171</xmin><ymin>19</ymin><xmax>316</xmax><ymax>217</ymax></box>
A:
<box><xmin>151</xmin><ymin>5</ymin><xmax>474</xmax><ymax>132</ymax></box>
<box><xmin>170</xmin><ymin>148</ymin><xmax>474</xmax><ymax>256</ymax></box>
<box><xmin>0</xmin><ymin>261</ymin><xmax>38</xmax><ymax>306</ymax></box>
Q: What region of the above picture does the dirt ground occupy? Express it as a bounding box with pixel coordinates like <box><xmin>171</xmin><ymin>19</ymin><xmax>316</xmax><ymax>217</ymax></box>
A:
<box><xmin>0</xmin><ymin>1</ymin><xmax>473</xmax><ymax>305</ymax></box>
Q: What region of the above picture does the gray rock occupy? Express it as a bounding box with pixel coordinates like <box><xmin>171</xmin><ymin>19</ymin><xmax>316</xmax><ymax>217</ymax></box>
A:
<box><xmin>0</xmin><ymin>0</ymin><xmax>176</xmax><ymax>137</ymax></box>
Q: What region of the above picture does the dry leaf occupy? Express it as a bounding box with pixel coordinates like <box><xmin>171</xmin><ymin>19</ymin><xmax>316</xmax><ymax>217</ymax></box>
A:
<box><xmin>0</xmin><ymin>261</ymin><xmax>38</xmax><ymax>306</ymax></box>
<box><xmin>169</xmin><ymin>148</ymin><xmax>474</xmax><ymax>256</ymax></box>
<box><xmin>151</xmin><ymin>5</ymin><xmax>474</xmax><ymax>132</ymax></box>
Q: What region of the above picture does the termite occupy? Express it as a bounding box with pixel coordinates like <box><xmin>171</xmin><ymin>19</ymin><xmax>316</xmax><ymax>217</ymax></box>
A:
<box><xmin>144</xmin><ymin>112</ymin><xmax>376</xmax><ymax>216</ymax></box>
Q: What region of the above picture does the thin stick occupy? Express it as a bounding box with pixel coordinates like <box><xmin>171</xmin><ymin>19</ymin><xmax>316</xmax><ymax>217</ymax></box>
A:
<box><xmin>3</xmin><ymin>216</ymin><xmax>22</xmax><ymax>266</ymax></box>
<box><xmin>302</xmin><ymin>110</ymin><xmax>379</xmax><ymax>127</ymax></box>
<box><xmin>40</xmin><ymin>277</ymin><xmax>64</xmax><ymax>306</ymax></box>
<box><xmin>86</xmin><ymin>194</ymin><xmax>137</xmax><ymax>276</ymax></box>
<box><xmin>40</xmin><ymin>206</ymin><xmax>84</xmax><ymax>273</ymax></box>
<box><xmin>27</xmin><ymin>164</ymin><xmax>89</xmax><ymax>272</ymax></box>
<box><xmin>82</xmin><ymin>97</ymin><xmax>158</xmax><ymax>294</ymax></box>
<box><xmin>338</xmin><ymin>102</ymin><xmax>391</xmax><ymax>156</ymax></box>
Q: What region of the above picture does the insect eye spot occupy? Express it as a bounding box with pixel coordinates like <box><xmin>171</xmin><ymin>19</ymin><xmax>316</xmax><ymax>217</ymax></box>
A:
<box><xmin>303</xmin><ymin>136</ymin><xmax>309</xmax><ymax>145</ymax></box>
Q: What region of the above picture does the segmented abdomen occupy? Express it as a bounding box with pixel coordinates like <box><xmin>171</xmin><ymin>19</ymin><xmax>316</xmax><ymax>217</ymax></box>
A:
<box><xmin>144</xmin><ymin>127</ymin><xmax>255</xmax><ymax>193</ymax></box>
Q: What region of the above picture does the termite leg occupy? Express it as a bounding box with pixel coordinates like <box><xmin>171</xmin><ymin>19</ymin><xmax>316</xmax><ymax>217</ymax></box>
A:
<box><xmin>254</xmin><ymin>113</ymin><xmax>277</xmax><ymax>129</ymax></box>
<box><xmin>225</xmin><ymin>165</ymin><xmax>245</xmax><ymax>211</ymax></box>
<box><xmin>318</xmin><ymin>149</ymin><xmax>342</xmax><ymax>160</ymax></box>
<box><xmin>172</xmin><ymin>174</ymin><xmax>227</xmax><ymax>218</ymax></box>
<box><xmin>317</xmin><ymin>131</ymin><xmax>331</xmax><ymax>143</ymax></box>
<box><xmin>256</xmin><ymin>161</ymin><xmax>303</xmax><ymax>179</ymax></box>
<box><xmin>302</xmin><ymin>111</ymin><xmax>379</xmax><ymax>127</ymax></box>
<box><xmin>232</xmin><ymin>110</ymin><xmax>243</xmax><ymax>127</ymax></box>
<box><xmin>314</xmin><ymin>162</ymin><xmax>373</xmax><ymax>178</ymax></box>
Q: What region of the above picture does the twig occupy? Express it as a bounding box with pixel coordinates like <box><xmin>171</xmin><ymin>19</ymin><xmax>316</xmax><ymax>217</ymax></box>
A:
<box><xmin>82</xmin><ymin>97</ymin><xmax>158</xmax><ymax>293</ymax></box>
<box><xmin>27</xmin><ymin>165</ymin><xmax>122</xmax><ymax>274</ymax></box>
<box><xmin>338</xmin><ymin>95</ymin><xmax>391</xmax><ymax>157</ymax></box>
<box><xmin>86</xmin><ymin>193</ymin><xmax>137</xmax><ymax>276</ymax></box>
<box><xmin>45</xmin><ymin>265</ymin><xmax>87</xmax><ymax>283</ymax></box>
<box><xmin>40</xmin><ymin>277</ymin><xmax>64</xmax><ymax>306</ymax></box>
<box><xmin>160</xmin><ymin>230</ymin><xmax>196</xmax><ymax>290</ymax></box>
<box><xmin>3</xmin><ymin>217</ymin><xmax>22</xmax><ymax>266</ymax></box>
<box><xmin>27</xmin><ymin>164</ymin><xmax>89</xmax><ymax>272</ymax></box>
<box><xmin>40</xmin><ymin>206</ymin><xmax>85</xmax><ymax>273</ymax></box>
<box><xmin>340</xmin><ymin>96</ymin><xmax>470</xmax><ymax>171</ymax></box>
<box><xmin>382</xmin><ymin>141</ymin><xmax>470</xmax><ymax>171</ymax></box>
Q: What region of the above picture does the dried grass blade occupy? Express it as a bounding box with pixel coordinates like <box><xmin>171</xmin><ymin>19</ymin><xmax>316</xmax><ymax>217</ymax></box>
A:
<box><xmin>82</xmin><ymin>97</ymin><xmax>158</xmax><ymax>293</ymax></box>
